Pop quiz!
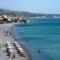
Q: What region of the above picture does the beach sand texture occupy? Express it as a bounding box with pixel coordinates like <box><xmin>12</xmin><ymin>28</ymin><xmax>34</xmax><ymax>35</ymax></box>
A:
<box><xmin>0</xmin><ymin>23</ymin><xmax>31</xmax><ymax>60</ymax></box>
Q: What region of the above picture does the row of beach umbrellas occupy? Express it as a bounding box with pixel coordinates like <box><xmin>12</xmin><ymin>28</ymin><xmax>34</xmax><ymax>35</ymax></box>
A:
<box><xmin>6</xmin><ymin>41</ymin><xmax>25</xmax><ymax>57</ymax></box>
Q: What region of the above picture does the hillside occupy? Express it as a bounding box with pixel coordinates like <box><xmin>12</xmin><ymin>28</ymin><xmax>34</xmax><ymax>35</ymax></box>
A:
<box><xmin>0</xmin><ymin>8</ymin><xmax>60</xmax><ymax>18</ymax></box>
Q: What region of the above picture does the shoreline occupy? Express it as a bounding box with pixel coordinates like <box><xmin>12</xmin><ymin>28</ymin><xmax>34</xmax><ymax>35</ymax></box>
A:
<box><xmin>0</xmin><ymin>23</ymin><xmax>32</xmax><ymax>60</ymax></box>
<box><xmin>11</xmin><ymin>23</ymin><xmax>32</xmax><ymax>60</ymax></box>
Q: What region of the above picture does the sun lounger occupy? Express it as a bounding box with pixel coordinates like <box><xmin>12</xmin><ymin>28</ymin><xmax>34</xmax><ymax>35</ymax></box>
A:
<box><xmin>17</xmin><ymin>48</ymin><xmax>25</xmax><ymax>57</ymax></box>
<box><xmin>14</xmin><ymin>42</ymin><xmax>21</xmax><ymax>49</ymax></box>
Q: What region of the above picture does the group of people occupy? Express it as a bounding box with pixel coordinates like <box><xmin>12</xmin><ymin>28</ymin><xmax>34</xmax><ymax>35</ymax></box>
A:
<box><xmin>14</xmin><ymin>42</ymin><xmax>25</xmax><ymax>57</ymax></box>
<box><xmin>3</xmin><ymin>29</ymin><xmax>12</xmax><ymax>36</ymax></box>
<box><xmin>5</xmin><ymin>42</ymin><xmax>16</xmax><ymax>59</ymax></box>
<box><xmin>3</xmin><ymin>29</ymin><xmax>25</xmax><ymax>59</ymax></box>
<box><xmin>5</xmin><ymin>41</ymin><xmax>25</xmax><ymax>59</ymax></box>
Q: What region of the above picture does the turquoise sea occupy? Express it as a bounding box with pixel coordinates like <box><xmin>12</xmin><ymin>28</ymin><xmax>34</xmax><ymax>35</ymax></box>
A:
<box><xmin>13</xmin><ymin>18</ymin><xmax>60</xmax><ymax>60</ymax></box>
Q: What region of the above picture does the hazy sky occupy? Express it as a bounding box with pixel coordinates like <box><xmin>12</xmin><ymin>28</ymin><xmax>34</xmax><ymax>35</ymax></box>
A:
<box><xmin>0</xmin><ymin>0</ymin><xmax>60</xmax><ymax>14</ymax></box>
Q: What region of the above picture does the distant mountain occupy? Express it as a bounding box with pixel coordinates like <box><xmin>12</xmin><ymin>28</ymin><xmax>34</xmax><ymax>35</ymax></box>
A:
<box><xmin>0</xmin><ymin>8</ymin><xmax>60</xmax><ymax>18</ymax></box>
<box><xmin>0</xmin><ymin>8</ymin><xmax>41</xmax><ymax>17</ymax></box>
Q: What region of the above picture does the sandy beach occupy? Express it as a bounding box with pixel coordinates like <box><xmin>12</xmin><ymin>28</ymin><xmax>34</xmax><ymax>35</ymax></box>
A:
<box><xmin>0</xmin><ymin>23</ymin><xmax>31</xmax><ymax>60</ymax></box>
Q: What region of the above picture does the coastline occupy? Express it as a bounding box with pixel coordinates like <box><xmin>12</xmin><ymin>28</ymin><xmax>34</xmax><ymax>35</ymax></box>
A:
<box><xmin>11</xmin><ymin>23</ymin><xmax>32</xmax><ymax>60</ymax></box>
<box><xmin>0</xmin><ymin>22</ymin><xmax>32</xmax><ymax>60</ymax></box>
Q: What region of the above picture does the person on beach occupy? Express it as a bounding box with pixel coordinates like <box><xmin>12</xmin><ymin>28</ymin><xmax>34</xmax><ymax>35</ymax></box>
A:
<box><xmin>8</xmin><ymin>52</ymin><xmax>10</xmax><ymax>58</ymax></box>
<box><xmin>12</xmin><ymin>53</ymin><xmax>16</xmax><ymax>59</ymax></box>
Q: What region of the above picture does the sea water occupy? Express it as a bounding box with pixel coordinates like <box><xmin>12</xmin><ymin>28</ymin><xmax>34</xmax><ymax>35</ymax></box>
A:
<box><xmin>13</xmin><ymin>18</ymin><xmax>60</xmax><ymax>60</ymax></box>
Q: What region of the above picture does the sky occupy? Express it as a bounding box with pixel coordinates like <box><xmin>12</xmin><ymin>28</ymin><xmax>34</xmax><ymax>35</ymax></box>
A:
<box><xmin>0</xmin><ymin>0</ymin><xmax>60</xmax><ymax>14</ymax></box>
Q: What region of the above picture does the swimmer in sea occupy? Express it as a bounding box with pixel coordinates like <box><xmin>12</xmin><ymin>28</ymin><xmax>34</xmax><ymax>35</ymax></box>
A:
<box><xmin>38</xmin><ymin>50</ymin><xmax>40</xmax><ymax>53</ymax></box>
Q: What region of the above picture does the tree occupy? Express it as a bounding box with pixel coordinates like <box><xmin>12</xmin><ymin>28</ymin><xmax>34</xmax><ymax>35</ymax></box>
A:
<box><xmin>20</xmin><ymin>18</ymin><xmax>27</xmax><ymax>23</ymax></box>
<box><xmin>2</xmin><ymin>18</ymin><xmax>8</xmax><ymax>23</ymax></box>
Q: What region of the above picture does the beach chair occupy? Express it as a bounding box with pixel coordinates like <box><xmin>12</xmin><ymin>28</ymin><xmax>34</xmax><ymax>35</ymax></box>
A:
<box><xmin>14</xmin><ymin>42</ymin><xmax>21</xmax><ymax>50</ymax></box>
<box><xmin>6</xmin><ymin>48</ymin><xmax>14</xmax><ymax>57</ymax></box>
<box><xmin>17</xmin><ymin>48</ymin><xmax>25</xmax><ymax>57</ymax></box>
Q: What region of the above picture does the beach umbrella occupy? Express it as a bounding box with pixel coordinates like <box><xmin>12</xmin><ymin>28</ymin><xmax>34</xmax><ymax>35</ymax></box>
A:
<box><xmin>7</xmin><ymin>43</ymin><xmax>12</xmax><ymax>46</ymax></box>
<box><xmin>9</xmin><ymin>49</ymin><xmax>14</xmax><ymax>52</ymax></box>
<box><xmin>7</xmin><ymin>46</ymin><xmax>13</xmax><ymax>48</ymax></box>
<box><xmin>6</xmin><ymin>41</ymin><xmax>11</xmax><ymax>44</ymax></box>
